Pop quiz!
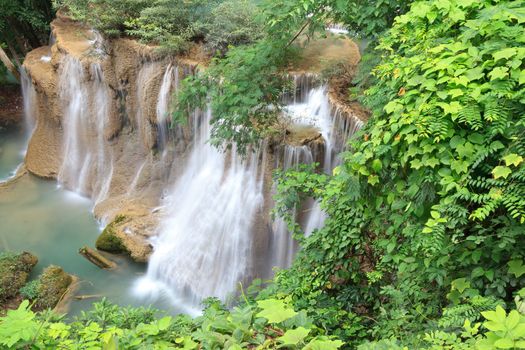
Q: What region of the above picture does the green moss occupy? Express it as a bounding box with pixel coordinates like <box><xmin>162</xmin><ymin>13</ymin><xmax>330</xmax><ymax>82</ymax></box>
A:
<box><xmin>0</xmin><ymin>252</ymin><xmax>38</xmax><ymax>302</ymax></box>
<box><xmin>34</xmin><ymin>265</ymin><xmax>73</xmax><ymax>310</ymax></box>
<box><xmin>96</xmin><ymin>215</ymin><xmax>128</xmax><ymax>253</ymax></box>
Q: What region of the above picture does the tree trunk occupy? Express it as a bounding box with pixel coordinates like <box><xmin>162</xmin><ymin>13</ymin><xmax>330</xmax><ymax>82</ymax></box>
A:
<box><xmin>4</xmin><ymin>37</ymin><xmax>22</xmax><ymax>66</ymax></box>
<box><xmin>79</xmin><ymin>246</ymin><xmax>117</xmax><ymax>269</ymax></box>
<box><xmin>0</xmin><ymin>46</ymin><xmax>20</xmax><ymax>82</ymax></box>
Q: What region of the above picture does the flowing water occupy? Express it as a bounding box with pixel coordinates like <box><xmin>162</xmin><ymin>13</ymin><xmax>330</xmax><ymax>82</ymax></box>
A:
<box><xmin>0</xmin><ymin>128</ymin><xmax>154</xmax><ymax>317</ymax></box>
<box><xmin>135</xmin><ymin>110</ymin><xmax>266</xmax><ymax>314</ymax></box>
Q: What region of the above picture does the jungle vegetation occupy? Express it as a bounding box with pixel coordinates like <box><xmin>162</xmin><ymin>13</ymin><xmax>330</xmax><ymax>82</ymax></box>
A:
<box><xmin>1</xmin><ymin>0</ymin><xmax>525</xmax><ymax>349</ymax></box>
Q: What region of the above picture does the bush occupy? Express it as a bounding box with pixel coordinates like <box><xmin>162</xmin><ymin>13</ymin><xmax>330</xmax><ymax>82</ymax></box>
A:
<box><xmin>0</xmin><ymin>297</ymin><xmax>344</xmax><ymax>349</ymax></box>
<box><xmin>199</xmin><ymin>0</ymin><xmax>264</xmax><ymax>56</ymax></box>
<box><xmin>19</xmin><ymin>280</ymin><xmax>41</xmax><ymax>301</ymax></box>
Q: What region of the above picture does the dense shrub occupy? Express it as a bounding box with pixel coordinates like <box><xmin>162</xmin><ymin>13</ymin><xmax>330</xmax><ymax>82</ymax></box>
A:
<box><xmin>198</xmin><ymin>0</ymin><xmax>265</xmax><ymax>56</ymax></box>
<box><xmin>0</xmin><ymin>298</ymin><xmax>344</xmax><ymax>349</ymax></box>
<box><xmin>273</xmin><ymin>0</ymin><xmax>525</xmax><ymax>344</ymax></box>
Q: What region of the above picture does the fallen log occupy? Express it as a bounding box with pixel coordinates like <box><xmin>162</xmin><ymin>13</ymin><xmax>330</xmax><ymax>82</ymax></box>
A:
<box><xmin>74</xmin><ymin>294</ymin><xmax>102</xmax><ymax>301</ymax></box>
<box><xmin>79</xmin><ymin>246</ymin><xmax>116</xmax><ymax>269</ymax></box>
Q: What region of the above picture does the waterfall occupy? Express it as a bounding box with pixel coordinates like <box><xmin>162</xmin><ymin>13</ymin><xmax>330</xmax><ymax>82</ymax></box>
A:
<box><xmin>271</xmin><ymin>78</ymin><xmax>364</xmax><ymax>267</ymax></box>
<box><xmin>57</xmin><ymin>57</ymin><xmax>114</xmax><ymax>208</ymax></box>
<box><xmin>156</xmin><ymin>64</ymin><xmax>178</xmax><ymax>149</ymax></box>
<box><xmin>135</xmin><ymin>109</ymin><xmax>266</xmax><ymax>311</ymax></box>
<box><xmin>270</xmin><ymin>146</ymin><xmax>314</xmax><ymax>269</ymax></box>
<box><xmin>57</xmin><ymin>57</ymin><xmax>87</xmax><ymax>193</ymax></box>
<box><xmin>20</xmin><ymin>68</ymin><xmax>37</xmax><ymax>141</ymax></box>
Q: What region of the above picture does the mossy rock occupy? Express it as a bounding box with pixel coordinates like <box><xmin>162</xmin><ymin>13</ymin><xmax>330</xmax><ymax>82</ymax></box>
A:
<box><xmin>96</xmin><ymin>215</ymin><xmax>128</xmax><ymax>253</ymax></box>
<box><xmin>0</xmin><ymin>251</ymin><xmax>38</xmax><ymax>302</ymax></box>
<box><xmin>34</xmin><ymin>265</ymin><xmax>73</xmax><ymax>310</ymax></box>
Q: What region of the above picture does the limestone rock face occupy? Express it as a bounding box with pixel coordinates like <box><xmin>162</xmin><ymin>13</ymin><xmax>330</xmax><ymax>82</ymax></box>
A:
<box><xmin>22</xmin><ymin>17</ymin><xmax>186</xmax><ymax>261</ymax></box>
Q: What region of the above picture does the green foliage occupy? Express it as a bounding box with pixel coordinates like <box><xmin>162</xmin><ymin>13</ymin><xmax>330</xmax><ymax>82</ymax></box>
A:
<box><xmin>125</xmin><ymin>0</ymin><xmax>220</xmax><ymax>54</ymax></box>
<box><xmin>54</xmin><ymin>0</ymin><xmax>263</xmax><ymax>55</ymax></box>
<box><xmin>198</xmin><ymin>0</ymin><xmax>265</xmax><ymax>56</ymax></box>
<box><xmin>0</xmin><ymin>298</ymin><xmax>343</xmax><ymax>349</ymax></box>
<box><xmin>0</xmin><ymin>300</ymin><xmax>39</xmax><ymax>348</ymax></box>
<box><xmin>175</xmin><ymin>39</ymin><xmax>294</xmax><ymax>153</ymax></box>
<box><xmin>0</xmin><ymin>0</ymin><xmax>53</xmax><ymax>48</ymax></box>
<box><xmin>19</xmin><ymin>280</ymin><xmax>41</xmax><ymax>301</ymax></box>
<box><xmin>53</xmin><ymin>0</ymin><xmax>149</xmax><ymax>37</ymax></box>
<box><xmin>270</xmin><ymin>0</ymin><xmax>525</xmax><ymax>344</ymax></box>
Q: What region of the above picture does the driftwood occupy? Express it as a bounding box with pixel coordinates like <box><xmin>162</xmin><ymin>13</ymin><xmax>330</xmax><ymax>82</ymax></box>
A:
<box><xmin>53</xmin><ymin>275</ymin><xmax>80</xmax><ymax>315</ymax></box>
<box><xmin>79</xmin><ymin>246</ymin><xmax>116</xmax><ymax>269</ymax></box>
<box><xmin>74</xmin><ymin>294</ymin><xmax>102</xmax><ymax>300</ymax></box>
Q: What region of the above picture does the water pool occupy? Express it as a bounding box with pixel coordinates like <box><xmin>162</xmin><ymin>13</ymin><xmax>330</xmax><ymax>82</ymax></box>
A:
<box><xmin>0</xmin><ymin>127</ymin><xmax>173</xmax><ymax>317</ymax></box>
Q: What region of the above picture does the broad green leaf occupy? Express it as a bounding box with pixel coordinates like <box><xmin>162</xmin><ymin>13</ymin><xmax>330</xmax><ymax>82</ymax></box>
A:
<box><xmin>508</xmin><ymin>260</ymin><xmax>525</xmax><ymax>278</ymax></box>
<box><xmin>158</xmin><ymin>316</ymin><xmax>172</xmax><ymax>331</ymax></box>
<box><xmin>368</xmin><ymin>175</ymin><xmax>379</xmax><ymax>185</ymax></box>
<box><xmin>505</xmin><ymin>310</ymin><xmax>520</xmax><ymax>330</ymax></box>
<box><xmin>503</xmin><ymin>154</ymin><xmax>523</xmax><ymax>167</ymax></box>
<box><xmin>277</xmin><ymin>327</ymin><xmax>310</xmax><ymax>346</ymax></box>
<box><xmin>304</xmin><ymin>338</ymin><xmax>344</xmax><ymax>350</ymax></box>
<box><xmin>493</xmin><ymin>48</ymin><xmax>517</xmax><ymax>61</ymax></box>
<box><xmin>494</xmin><ymin>338</ymin><xmax>514</xmax><ymax>349</ymax></box>
<box><xmin>371</xmin><ymin>159</ymin><xmax>383</xmax><ymax>172</ymax></box>
<box><xmin>451</xmin><ymin>278</ymin><xmax>470</xmax><ymax>293</ymax></box>
<box><xmin>489</xmin><ymin>67</ymin><xmax>509</xmax><ymax>80</ymax></box>
<box><xmin>492</xmin><ymin>166</ymin><xmax>512</xmax><ymax>179</ymax></box>
<box><xmin>256</xmin><ymin>299</ymin><xmax>297</xmax><ymax>324</ymax></box>
<box><xmin>519</xmin><ymin>70</ymin><xmax>525</xmax><ymax>85</ymax></box>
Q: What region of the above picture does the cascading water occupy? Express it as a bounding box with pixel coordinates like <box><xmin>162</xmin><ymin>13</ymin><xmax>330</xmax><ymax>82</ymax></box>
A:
<box><xmin>271</xmin><ymin>78</ymin><xmax>364</xmax><ymax>267</ymax></box>
<box><xmin>57</xmin><ymin>57</ymin><xmax>114</xmax><ymax>209</ymax></box>
<box><xmin>270</xmin><ymin>146</ymin><xmax>314</xmax><ymax>269</ymax></box>
<box><xmin>135</xmin><ymin>109</ymin><xmax>266</xmax><ymax>312</ymax></box>
<box><xmin>20</xmin><ymin>68</ymin><xmax>37</xmax><ymax>141</ymax></box>
<box><xmin>156</xmin><ymin>64</ymin><xmax>178</xmax><ymax>149</ymax></box>
<box><xmin>24</xmin><ymin>24</ymin><xmax>363</xmax><ymax>311</ymax></box>
<box><xmin>58</xmin><ymin>57</ymin><xmax>87</xmax><ymax>193</ymax></box>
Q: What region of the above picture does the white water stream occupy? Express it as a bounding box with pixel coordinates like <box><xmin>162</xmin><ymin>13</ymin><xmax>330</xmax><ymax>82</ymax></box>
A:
<box><xmin>135</xmin><ymin>109</ymin><xmax>266</xmax><ymax>313</ymax></box>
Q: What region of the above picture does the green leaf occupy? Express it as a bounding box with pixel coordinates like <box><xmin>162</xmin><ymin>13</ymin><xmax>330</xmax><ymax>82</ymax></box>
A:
<box><xmin>368</xmin><ymin>175</ymin><xmax>379</xmax><ymax>185</ymax></box>
<box><xmin>493</xmin><ymin>48</ymin><xmax>517</xmax><ymax>61</ymax></box>
<box><xmin>492</xmin><ymin>166</ymin><xmax>512</xmax><ymax>179</ymax></box>
<box><xmin>488</xmin><ymin>67</ymin><xmax>509</xmax><ymax>80</ymax></box>
<box><xmin>508</xmin><ymin>260</ymin><xmax>525</xmax><ymax>278</ymax></box>
<box><xmin>158</xmin><ymin>316</ymin><xmax>172</xmax><ymax>331</ymax></box>
<box><xmin>304</xmin><ymin>338</ymin><xmax>344</xmax><ymax>350</ymax></box>
<box><xmin>503</xmin><ymin>154</ymin><xmax>523</xmax><ymax>167</ymax></box>
<box><xmin>371</xmin><ymin>159</ymin><xmax>383</xmax><ymax>172</ymax></box>
<box><xmin>277</xmin><ymin>327</ymin><xmax>310</xmax><ymax>346</ymax></box>
<box><xmin>505</xmin><ymin>310</ymin><xmax>520</xmax><ymax>330</ymax></box>
<box><xmin>494</xmin><ymin>338</ymin><xmax>514</xmax><ymax>349</ymax></box>
<box><xmin>519</xmin><ymin>70</ymin><xmax>525</xmax><ymax>85</ymax></box>
<box><xmin>451</xmin><ymin>278</ymin><xmax>470</xmax><ymax>293</ymax></box>
<box><xmin>256</xmin><ymin>299</ymin><xmax>297</xmax><ymax>324</ymax></box>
